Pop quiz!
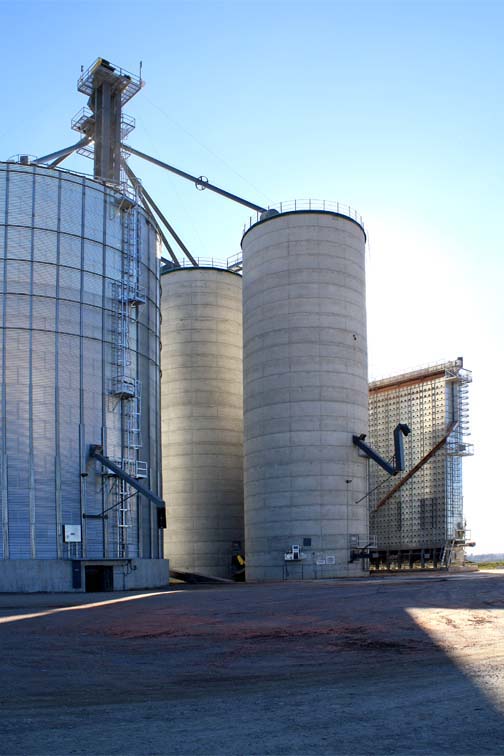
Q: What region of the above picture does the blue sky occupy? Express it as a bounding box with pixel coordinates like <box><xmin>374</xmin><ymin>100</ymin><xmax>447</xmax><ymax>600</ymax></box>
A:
<box><xmin>1</xmin><ymin>0</ymin><xmax>502</xmax><ymax>552</ymax></box>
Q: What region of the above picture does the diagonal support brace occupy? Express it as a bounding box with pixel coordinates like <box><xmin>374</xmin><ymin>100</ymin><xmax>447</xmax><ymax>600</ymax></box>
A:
<box><xmin>33</xmin><ymin>137</ymin><xmax>92</xmax><ymax>166</ymax></box>
<box><xmin>122</xmin><ymin>143</ymin><xmax>267</xmax><ymax>213</ymax></box>
<box><xmin>89</xmin><ymin>444</ymin><xmax>165</xmax><ymax>509</ymax></box>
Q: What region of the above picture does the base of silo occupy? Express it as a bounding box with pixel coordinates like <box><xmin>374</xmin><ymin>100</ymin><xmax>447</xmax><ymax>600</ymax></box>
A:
<box><xmin>246</xmin><ymin>560</ymin><xmax>369</xmax><ymax>582</ymax></box>
<box><xmin>0</xmin><ymin>559</ymin><xmax>170</xmax><ymax>593</ymax></box>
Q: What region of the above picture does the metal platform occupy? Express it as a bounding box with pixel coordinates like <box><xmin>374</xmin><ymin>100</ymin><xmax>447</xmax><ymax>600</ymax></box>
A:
<box><xmin>77</xmin><ymin>58</ymin><xmax>143</xmax><ymax>106</ymax></box>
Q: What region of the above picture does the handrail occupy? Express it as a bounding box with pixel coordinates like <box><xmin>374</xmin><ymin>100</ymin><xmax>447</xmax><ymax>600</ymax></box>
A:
<box><xmin>77</xmin><ymin>58</ymin><xmax>143</xmax><ymax>105</ymax></box>
<box><xmin>245</xmin><ymin>199</ymin><xmax>365</xmax><ymax>230</ymax></box>
<box><xmin>226</xmin><ymin>251</ymin><xmax>243</xmax><ymax>269</ymax></box>
<box><xmin>161</xmin><ymin>257</ymin><xmax>235</xmax><ymax>271</ymax></box>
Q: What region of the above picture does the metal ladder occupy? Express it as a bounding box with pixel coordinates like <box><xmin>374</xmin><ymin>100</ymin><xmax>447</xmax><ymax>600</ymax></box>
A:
<box><xmin>441</xmin><ymin>539</ymin><xmax>455</xmax><ymax>568</ymax></box>
<box><xmin>108</xmin><ymin>200</ymin><xmax>147</xmax><ymax>558</ymax></box>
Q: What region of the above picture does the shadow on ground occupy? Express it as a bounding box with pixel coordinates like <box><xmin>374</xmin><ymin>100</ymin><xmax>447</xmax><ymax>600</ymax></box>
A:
<box><xmin>0</xmin><ymin>572</ymin><xmax>503</xmax><ymax>755</ymax></box>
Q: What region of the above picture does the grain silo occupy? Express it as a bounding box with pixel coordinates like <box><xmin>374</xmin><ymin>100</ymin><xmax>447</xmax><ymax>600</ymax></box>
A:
<box><xmin>0</xmin><ymin>60</ymin><xmax>167</xmax><ymax>592</ymax></box>
<box><xmin>241</xmin><ymin>204</ymin><xmax>369</xmax><ymax>580</ymax></box>
<box><xmin>160</xmin><ymin>266</ymin><xmax>244</xmax><ymax>579</ymax></box>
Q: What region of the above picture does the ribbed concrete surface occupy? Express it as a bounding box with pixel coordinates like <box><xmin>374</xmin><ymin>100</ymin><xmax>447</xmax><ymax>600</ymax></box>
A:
<box><xmin>242</xmin><ymin>211</ymin><xmax>369</xmax><ymax>580</ymax></box>
<box><xmin>160</xmin><ymin>268</ymin><xmax>244</xmax><ymax>578</ymax></box>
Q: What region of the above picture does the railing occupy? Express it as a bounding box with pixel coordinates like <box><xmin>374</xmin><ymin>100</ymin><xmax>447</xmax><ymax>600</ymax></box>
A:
<box><xmin>71</xmin><ymin>107</ymin><xmax>94</xmax><ymax>132</ymax></box>
<box><xmin>244</xmin><ymin>199</ymin><xmax>365</xmax><ymax>231</ymax></box>
<box><xmin>162</xmin><ymin>257</ymin><xmax>233</xmax><ymax>271</ymax></box>
<box><xmin>77</xmin><ymin>58</ymin><xmax>143</xmax><ymax>105</ymax></box>
<box><xmin>226</xmin><ymin>252</ymin><xmax>243</xmax><ymax>270</ymax></box>
<box><xmin>6</xmin><ymin>154</ymin><xmax>37</xmax><ymax>165</ymax></box>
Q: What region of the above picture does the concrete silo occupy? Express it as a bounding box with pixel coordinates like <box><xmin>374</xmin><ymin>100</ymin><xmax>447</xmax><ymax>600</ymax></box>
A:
<box><xmin>160</xmin><ymin>267</ymin><xmax>244</xmax><ymax>579</ymax></box>
<box><xmin>0</xmin><ymin>160</ymin><xmax>166</xmax><ymax>592</ymax></box>
<box><xmin>241</xmin><ymin>206</ymin><xmax>369</xmax><ymax>580</ymax></box>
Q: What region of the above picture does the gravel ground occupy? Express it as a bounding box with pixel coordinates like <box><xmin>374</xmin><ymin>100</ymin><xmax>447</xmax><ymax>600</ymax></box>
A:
<box><xmin>0</xmin><ymin>572</ymin><xmax>503</xmax><ymax>756</ymax></box>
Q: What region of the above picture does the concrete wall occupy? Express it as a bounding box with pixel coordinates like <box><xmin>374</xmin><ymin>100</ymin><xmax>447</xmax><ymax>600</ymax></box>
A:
<box><xmin>242</xmin><ymin>211</ymin><xmax>369</xmax><ymax>581</ymax></box>
<box><xmin>0</xmin><ymin>559</ymin><xmax>169</xmax><ymax>593</ymax></box>
<box><xmin>160</xmin><ymin>268</ymin><xmax>244</xmax><ymax>578</ymax></box>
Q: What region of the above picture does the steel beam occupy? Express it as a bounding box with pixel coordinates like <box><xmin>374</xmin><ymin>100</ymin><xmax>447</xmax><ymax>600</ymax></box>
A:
<box><xmin>140</xmin><ymin>183</ymin><xmax>198</xmax><ymax>267</ymax></box>
<box><xmin>140</xmin><ymin>198</ymin><xmax>181</xmax><ymax>267</ymax></box>
<box><xmin>122</xmin><ymin>143</ymin><xmax>267</xmax><ymax>213</ymax></box>
<box><xmin>92</xmin><ymin>79</ymin><xmax>122</xmax><ymax>183</ymax></box>
<box><xmin>121</xmin><ymin>160</ymin><xmax>181</xmax><ymax>266</ymax></box>
<box><xmin>89</xmin><ymin>445</ymin><xmax>165</xmax><ymax>509</ymax></box>
<box><xmin>34</xmin><ymin>137</ymin><xmax>92</xmax><ymax>166</ymax></box>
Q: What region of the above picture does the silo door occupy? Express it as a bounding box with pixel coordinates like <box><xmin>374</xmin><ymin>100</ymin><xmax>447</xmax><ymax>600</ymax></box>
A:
<box><xmin>85</xmin><ymin>565</ymin><xmax>113</xmax><ymax>592</ymax></box>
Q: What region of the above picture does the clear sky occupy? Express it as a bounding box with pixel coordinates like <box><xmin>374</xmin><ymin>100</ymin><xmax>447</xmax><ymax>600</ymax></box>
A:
<box><xmin>1</xmin><ymin>0</ymin><xmax>502</xmax><ymax>553</ymax></box>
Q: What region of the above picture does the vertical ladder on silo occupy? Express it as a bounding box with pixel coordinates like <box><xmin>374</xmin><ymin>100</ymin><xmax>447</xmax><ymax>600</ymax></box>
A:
<box><xmin>117</xmin><ymin>476</ymin><xmax>130</xmax><ymax>558</ymax></box>
<box><xmin>107</xmin><ymin>198</ymin><xmax>148</xmax><ymax>558</ymax></box>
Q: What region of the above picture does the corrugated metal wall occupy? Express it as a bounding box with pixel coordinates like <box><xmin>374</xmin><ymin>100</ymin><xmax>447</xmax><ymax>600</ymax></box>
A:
<box><xmin>0</xmin><ymin>162</ymin><xmax>162</xmax><ymax>561</ymax></box>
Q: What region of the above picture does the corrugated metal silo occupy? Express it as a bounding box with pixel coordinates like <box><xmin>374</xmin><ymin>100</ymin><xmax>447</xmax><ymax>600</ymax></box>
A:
<box><xmin>0</xmin><ymin>160</ymin><xmax>166</xmax><ymax>591</ymax></box>
<box><xmin>241</xmin><ymin>207</ymin><xmax>369</xmax><ymax>580</ymax></box>
<box><xmin>160</xmin><ymin>267</ymin><xmax>244</xmax><ymax>579</ymax></box>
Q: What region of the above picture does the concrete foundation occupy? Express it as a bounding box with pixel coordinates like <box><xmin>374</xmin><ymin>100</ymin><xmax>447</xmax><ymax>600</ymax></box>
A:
<box><xmin>242</xmin><ymin>210</ymin><xmax>369</xmax><ymax>581</ymax></box>
<box><xmin>0</xmin><ymin>559</ymin><xmax>169</xmax><ymax>593</ymax></box>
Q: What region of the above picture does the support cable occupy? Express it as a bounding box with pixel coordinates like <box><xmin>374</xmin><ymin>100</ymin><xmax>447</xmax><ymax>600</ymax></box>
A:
<box><xmin>121</xmin><ymin>143</ymin><xmax>267</xmax><ymax>214</ymax></box>
<box><xmin>100</xmin><ymin>489</ymin><xmax>137</xmax><ymax>518</ymax></box>
<box><xmin>354</xmin><ymin>468</ymin><xmax>396</xmax><ymax>505</ymax></box>
<box><xmin>142</xmin><ymin>93</ymin><xmax>274</xmax><ymax>206</ymax></box>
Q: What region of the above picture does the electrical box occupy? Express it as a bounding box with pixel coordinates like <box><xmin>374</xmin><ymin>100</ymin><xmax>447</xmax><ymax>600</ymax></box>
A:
<box><xmin>284</xmin><ymin>544</ymin><xmax>306</xmax><ymax>561</ymax></box>
<box><xmin>64</xmin><ymin>525</ymin><xmax>82</xmax><ymax>543</ymax></box>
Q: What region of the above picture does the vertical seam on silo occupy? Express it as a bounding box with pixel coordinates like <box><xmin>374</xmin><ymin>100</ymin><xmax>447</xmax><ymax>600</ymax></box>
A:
<box><xmin>147</xmin><ymin>222</ymin><xmax>154</xmax><ymax>559</ymax></box>
<box><xmin>54</xmin><ymin>173</ymin><xmax>62</xmax><ymax>559</ymax></box>
<box><xmin>157</xmin><ymin>227</ymin><xmax>162</xmax><ymax>558</ymax></box>
<box><xmin>1</xmin><ymin>166</ymin><xmax>9</xmax><ymax>559</ymax></box>
<box><xmin>155</xmin><ymin>223</ymin><xmax>162</xmax><ymax>559</ymax></box>
<box><xmin>78</xmin><ymin>178</ymin><xmax>86</xmax><ymax>561</ymax></box>
<box><xmin>29</xmin><ymin>166</ymin><xmax>36</xmax><ymax>559</ymax></box>
<box><xmin>101</xmin><ymin>187</ymin><xmax>108</xmax><ymax>559</ymax></box>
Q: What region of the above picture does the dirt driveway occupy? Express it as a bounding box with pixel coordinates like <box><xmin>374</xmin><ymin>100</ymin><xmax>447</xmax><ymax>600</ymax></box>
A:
<box><xmin>0</xmin><ymin>572</ymin><xmax>503</xmax><ymax>755</ymax></box>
